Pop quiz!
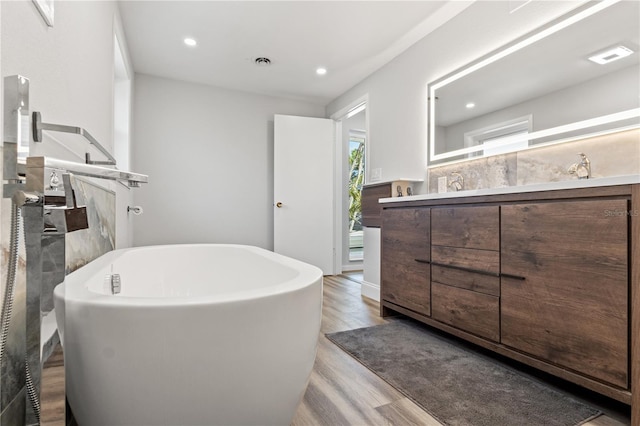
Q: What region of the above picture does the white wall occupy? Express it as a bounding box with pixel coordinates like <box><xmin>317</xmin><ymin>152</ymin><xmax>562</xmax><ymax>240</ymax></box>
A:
<box><xmin>3</xmin><ymin>1</ymin><xmax>115</xmax><ymax>154</ymax></box>
<box><xmin>131</xmin><ymin>74</ymin><xmax>325</xmax><ymax>249</ymax></box>
<box><xmin>326</xmin><ymin>1</ymin><xmax>583</xmax><ymax>299</ymax></box>
<box><xmin>443</xmin><ymin>65</ymin><xmax>640</xmax><ymax>152</ymax></box>
<box><xmin>0</xmin><ymin>0</ymin><xmax>128</xmax><ymax>414</ymax></box>
<box><xmin>361</xmin><ymin>227</ymin><xmax>380</xmax><ymax>301</ymax></box>
<box><xmin>1</xmin><ymin>1</ymin><xmax>134</xmax><ymax>248</ymax></box>
<box><xmin>327</xmin><ymin>1</ymin><xmax>582</xmax><ymax>190</ymax></box>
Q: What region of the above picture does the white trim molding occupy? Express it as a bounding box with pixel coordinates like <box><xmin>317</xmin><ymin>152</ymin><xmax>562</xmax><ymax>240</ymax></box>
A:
<box><xmin>360</xmin><ymin>280</ymin><xmax>380</xmax><ymax>302</ymax></box>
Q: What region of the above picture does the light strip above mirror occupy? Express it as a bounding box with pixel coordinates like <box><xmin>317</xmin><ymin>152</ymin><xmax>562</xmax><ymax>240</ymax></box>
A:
<box><xmin>428</xmin><ymin>0</ymin><xmax>632</xmax><ymax>164</ymax></box>
<box><xmin>431</xmin><ymin>108</ymin><xmax>639</xmax><ymax>164</ymax></box>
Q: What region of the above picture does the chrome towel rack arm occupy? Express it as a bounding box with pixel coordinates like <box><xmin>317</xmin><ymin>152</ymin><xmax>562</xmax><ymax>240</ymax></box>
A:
<box><xmin>32</xmin><ymin>111</ymin><xmax>117</xmax><ymax>166</ymax></box>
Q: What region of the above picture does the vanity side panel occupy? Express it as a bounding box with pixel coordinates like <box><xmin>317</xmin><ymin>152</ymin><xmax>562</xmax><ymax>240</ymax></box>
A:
<box><xmin>501</xmin><ymin>199</ymin><xmax>629</xmax><ymax>388</ymax></box>
<box><xmin>631</xmin><ymin>184</ymin><xmax>640</xmax><ymax>424</ymax></box>
<box><xmin>362</xmin><ymin>184</ymin><xmax>392</xmax><ymax>228</ymax></box>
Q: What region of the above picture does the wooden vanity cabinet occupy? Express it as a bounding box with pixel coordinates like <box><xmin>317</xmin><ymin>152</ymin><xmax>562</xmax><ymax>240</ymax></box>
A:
<box><xmin>381</xmin><ymin>207</ymin><xmax>431</xmax><ymax>316</ymax></box>
<box><xmin>430</xmin><ymin>206</ymin><xmax>500</xmax><ymax>341</ymax></box>
<box><xmin>380</xmin><ymin>184</ymin><xmax>638</xmax><ymax>410</ymax></box>
<box><xmin>501</xmin><ymin>199</ymin><xmax>629</xmax><ymax>388</ymax></box>
<box><xmin>362</xmin><ymin>183</ymin><xmax>392</xmax><ymax>227</ymax></box>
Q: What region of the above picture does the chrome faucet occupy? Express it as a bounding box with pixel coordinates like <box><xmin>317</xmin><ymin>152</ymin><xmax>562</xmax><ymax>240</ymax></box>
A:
<box><xmin>449</xmin><ymin>172</ymin><xmax>464</xmax><ymax>191</ymax></box>
<box><xmin>568</xmin><ymin>153</ymin><xmax>591</xmax><ymax>179</ymax></box>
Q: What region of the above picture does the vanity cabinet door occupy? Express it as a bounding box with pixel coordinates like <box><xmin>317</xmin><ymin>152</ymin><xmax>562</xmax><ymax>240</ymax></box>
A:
<box><xmin>501</xmin><ymin>199</ymin><xmax>629</xmax><ymax>388</ymax></box>
<box><xmin>381</xmin><ymin>207</ymin><xmax>431</xmax><ymax>316</ymax></box>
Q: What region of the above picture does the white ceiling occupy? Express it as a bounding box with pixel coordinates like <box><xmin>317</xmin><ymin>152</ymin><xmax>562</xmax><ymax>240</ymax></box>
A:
<box><xmin>117</xmin><ymin>1</ymin><xmax>465</xmax><ymax>105</ymax></box>
<box><xmin>435</xmin><ymin>0</ymin><xmax>640</xmax><ymax>127</ymax></box>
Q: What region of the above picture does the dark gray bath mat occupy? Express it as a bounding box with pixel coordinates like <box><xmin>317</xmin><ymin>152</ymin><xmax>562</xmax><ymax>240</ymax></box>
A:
<box><xmin>326</xmin><ymin>319</ymin><xmax>601</xmax><ymax>426</ymax></box>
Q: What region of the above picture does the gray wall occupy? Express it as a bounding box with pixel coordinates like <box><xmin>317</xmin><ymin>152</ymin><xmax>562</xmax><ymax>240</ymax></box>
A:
<box><xmin>131</xmin><ymin>74</ymin><xmax>325</xmax><ymax>249</ymax></box>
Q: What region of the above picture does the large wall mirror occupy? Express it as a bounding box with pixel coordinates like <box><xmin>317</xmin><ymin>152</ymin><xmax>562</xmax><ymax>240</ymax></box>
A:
<box><xmin>428</xmin><ymin>0</ymin><xmax>639</xmax><ymax>166</ymax></box>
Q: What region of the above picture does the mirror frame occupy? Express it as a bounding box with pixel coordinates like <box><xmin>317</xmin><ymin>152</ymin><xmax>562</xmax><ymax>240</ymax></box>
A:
<box><xmin>427</xmin><ymin>0</ymin><xmax>639</xmax><ymax>166</ymax></box>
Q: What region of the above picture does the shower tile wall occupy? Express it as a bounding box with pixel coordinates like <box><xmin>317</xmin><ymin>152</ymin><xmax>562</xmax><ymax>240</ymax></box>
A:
<box><xmin>0</xmin><ymin>144</ymin><xmax>28</xmax><ymax>423</ymax></box>
<box><xmin>65</xmin><ymin>177</ymin><xmax>115</xmax><ymax>274</ymax></box>
<box><xmin>428</xmin><ymin>129</ymin><xmax>640</xmax><ymax>191</ymax></box>
<box><xmin>39</xmin><ymin>176</ymin><xmax>115</xmax><ymax>350</ymax></box>
<box><xmin>0</xmin><ymin>162</ymin><xmax>116</xmax><ymax>423</ymax></box>
<box><xmin>516</xmin><ymin>129</ymin><xmax>640</xmax><ymax>184</ymax></box>
<box><xmin>428</xmin><ymin>153</ymin><xmax>517</xmax><ymax>193</ymax></box>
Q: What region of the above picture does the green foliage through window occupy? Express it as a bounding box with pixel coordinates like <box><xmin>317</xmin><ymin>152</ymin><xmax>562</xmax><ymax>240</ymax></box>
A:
<box><xmin>349</xmin><ymin>136</ymin><xmax>365</xmax><ymax>232</ymax></box>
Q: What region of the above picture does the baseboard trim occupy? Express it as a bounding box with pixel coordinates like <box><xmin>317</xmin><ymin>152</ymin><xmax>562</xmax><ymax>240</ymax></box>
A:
<box><xmin>361</xmin><ymin>280</ymin><xmax>380</xmax><ymax>302</ymax></box>
<box><xmin>342</xmin><ymin>263</ymin><xmax>363</xmax><ymax>272</ymax></box>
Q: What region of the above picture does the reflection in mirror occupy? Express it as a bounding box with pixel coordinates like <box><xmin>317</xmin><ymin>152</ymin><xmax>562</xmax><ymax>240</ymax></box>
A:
<box><xmin>428</xmin><ymin>0</ymin><xmax>640</xmax><ymax>166</ymax></box>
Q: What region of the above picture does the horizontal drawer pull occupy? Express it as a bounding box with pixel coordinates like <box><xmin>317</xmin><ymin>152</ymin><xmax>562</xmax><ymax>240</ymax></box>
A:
<box><xmin>501</xmin><ymin>273</ymin><xmax>526</xmax><ymax>280</ymax></box>
<box><xmin>431</xmin><ymin>262</ymin><xmax>499</xmax><ymax>277</ymax></box>
<box><xmin>414</xmin><ymin>258</ymin><xmax>431</xmax><ymax>264</ymax></box>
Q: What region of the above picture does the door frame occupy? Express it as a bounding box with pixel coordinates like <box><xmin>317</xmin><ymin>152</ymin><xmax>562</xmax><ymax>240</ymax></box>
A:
<box><xmin>330</xmin><ymin>94</ymin><xmax>369</xmax><ymax>274</ymax></box>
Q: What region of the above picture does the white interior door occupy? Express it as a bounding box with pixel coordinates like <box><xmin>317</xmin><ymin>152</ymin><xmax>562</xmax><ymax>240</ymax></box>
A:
<box><xmin>274</xmin><ymin>114</ymin><xmax>335</xmax><ymax>275</ymax></box>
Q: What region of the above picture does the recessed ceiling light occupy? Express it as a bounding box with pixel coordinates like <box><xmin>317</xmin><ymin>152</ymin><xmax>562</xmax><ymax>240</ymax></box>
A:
<box><xmin>466</xmin><ymin>102</ymin><xmax>476</xmax><ymax>109</ymax></box>
<box><xmin>588</xmin><ymin>45</ymin><xmax>633</xmax><ymax>65</ymax></box>
<box><xmin>316</xmin><ymin>67</ymin><xmax>327</xmax><ymax>76</ymax></box>
<box><xmin>184</xmin><ymin>38</ymin><xmax>197</xmax><ymax>47</ymax></box>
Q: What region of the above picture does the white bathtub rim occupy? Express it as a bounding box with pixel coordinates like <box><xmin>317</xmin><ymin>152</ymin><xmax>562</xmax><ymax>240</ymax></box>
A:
<box><xmin>56</xmin><ymin>244</ymin><xmax>323</xmax><ymax>307</ymax></box>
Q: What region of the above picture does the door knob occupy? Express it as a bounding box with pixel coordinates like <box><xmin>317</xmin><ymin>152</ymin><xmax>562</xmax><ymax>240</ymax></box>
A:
<box><xmin>276</xmin><ymin>202</ymin><xmax>283</xmax><ymax>208</ymax></box>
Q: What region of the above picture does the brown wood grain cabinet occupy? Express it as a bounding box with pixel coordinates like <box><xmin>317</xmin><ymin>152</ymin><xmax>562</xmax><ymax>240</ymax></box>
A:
<box><xmin>431</xmin><ymin>282</ymin><xmax>500</xmax><ymax>342</ymax></box>
<box><xmin>431</xmin><ymin>206</ymin><xmax>499</xmax><ymax>250</ymax></box>
<box><xmin>430</xmin><ymin>206</ymin><xmax>501</xmax><ymax>341</ymax></box>
<box><xmin>381</xmin><ymin>207</ymin><xmax>431</xmax><ymax>316</ymax></box>
<box><xmin>501</xmin><ymin>199</ymin><xmax>629</xmax><ymax>389</ymax></box>
<box><xmin>379</xmin><ymin>184</ymin><xmax>637</xmax><ymax>412</ymax></box>
<box><xmin>361</xmin><ymin>183</ymin><xmax>392</xmax><ymax>228</ymax></box>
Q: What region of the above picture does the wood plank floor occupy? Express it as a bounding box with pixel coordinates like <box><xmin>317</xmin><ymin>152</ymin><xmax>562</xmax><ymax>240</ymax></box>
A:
<box><xmin>41</xmin><ymin>274</ymin><xmax>630</xmax><ymax>425</ymax></box>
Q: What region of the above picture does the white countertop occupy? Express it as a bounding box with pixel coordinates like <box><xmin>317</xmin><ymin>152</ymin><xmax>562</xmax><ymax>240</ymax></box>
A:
<box><xmin>363</xmin><ymin>178</ymin><xmax>424</xmax><ymax>187</ymax></box>
<box><xmin>379</xmin><ymin>174</ymin><xmax>640</xmax><ymax>203</ymax></box>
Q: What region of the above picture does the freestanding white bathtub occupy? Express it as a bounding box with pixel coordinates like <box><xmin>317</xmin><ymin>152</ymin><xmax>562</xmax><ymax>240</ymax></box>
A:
<box><xmin>53</xmin><ymin>244</ymin><xmax>323</xmax><ymax>426</ymax></box>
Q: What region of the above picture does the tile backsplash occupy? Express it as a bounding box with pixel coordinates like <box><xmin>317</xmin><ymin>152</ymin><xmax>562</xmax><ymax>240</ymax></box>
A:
<box><xmin>428</xmin><ymin>128</ymin><xmax>640</xmax><ymax>193</ymax></box>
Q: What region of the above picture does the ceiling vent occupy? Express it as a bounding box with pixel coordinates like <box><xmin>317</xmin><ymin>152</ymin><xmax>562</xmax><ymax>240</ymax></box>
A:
<box><xmin>254</xmin><ymin>57</ymin><xmax>271</xmax><ymax>66</ymax></box>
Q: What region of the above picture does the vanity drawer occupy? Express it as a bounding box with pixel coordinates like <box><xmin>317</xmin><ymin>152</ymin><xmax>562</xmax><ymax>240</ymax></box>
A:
<box><xmin>431</xmin><ymin>246</ymin><xmax>500</xmax><ymax>277</ymax></box>
<box><xmin>431</xmin><ymin>264</ymin><xmax>499</xmax><ymax>296</ymax></box>
<box><xmin>431</xmin><ymin>206</ymin><xmax>499</xmax><ymax>250</ymax></box>
<box><xmin>432</xmin><ymin>282</ymin><xmax>500</xmax><ymax>342</ymax></box>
